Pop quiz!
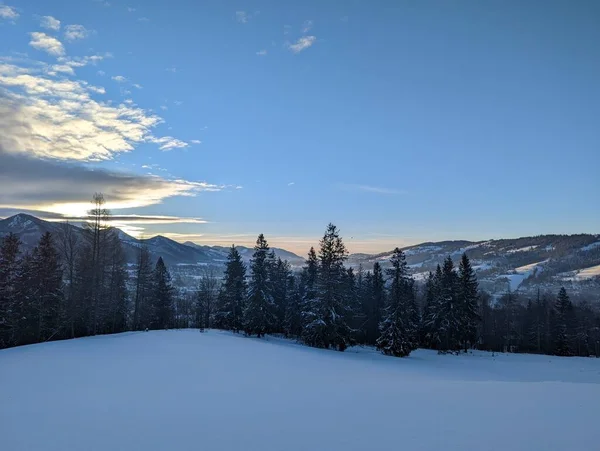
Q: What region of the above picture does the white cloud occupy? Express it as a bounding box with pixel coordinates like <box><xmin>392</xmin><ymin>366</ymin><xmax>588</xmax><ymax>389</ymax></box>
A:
<box><xmin>0</xmin><ymin>60</ymin><xmax>190</xmax><ymax>161</ymax></box>
<box><xmin>93</xmin><ymin>0</ymin><xmax>111</xmax><ymax>6</ymax></box>
<box><xmin>256</xmin><ymin>49</ymin><xmax>267</xmax><ymax>56</ymax></box>
<box><xmin>302</xmin><ymin>20</ymin><xmax>313</xmax><ymax>33</ymax></box>
<box><xmin>132</xmin><ymin>83</ymin><xmax>142</xmax><ymax>89</ymax></box>
<box><xmin>149</xmin><ymin>136</ymin><xmax>189</xmax><ymax>151</ymax></box>
<box><xmin>127</xmin><ymin>7</ymin><xmax>136</xmax><ymax>12</ymax></box>
<box><xmin>0</xmin><ymin>4</ymin><xmax>18</xmax><ymax>20</ymax></box>
<box><xmin>40</xmin><ymin>16</ymin><xmax>61</xmax><ymax>31</ymax></box>
<box><xmin>160</xmin><ymin>105</ymin><xmax>168</xmax><ymax>111</ymax></box>
<box><xmin>235</xmin><ymin>11</ymin><xmax>248</xmax><ymax>23</ymax></box>
<box><xmin>288</xmin><ymin>182</ymin><xmax>295</xmax><ymax>186</ymax></box>
<box><xmin>97</xmin><ymin>70</ymin><xmax>105</xmax><ymax>76</ymax></box>
<box><xmin>288</xmin><ymin>36</ymin><xmax>316</xmax><ymax>54</ymax></box>
<box><xmin>29</xmin><ymin>32</ymin><xmax>65</xmax><ymax>56</ymax></box>
<box><xmin>64</xmin><ymin>24</ymin><xmax>93</xmax><ymax>41</ymax></box>
<box><xmin>52</xmin><ymin>64</ymin><xmax>75</xmax><ymax>75</ymax></box>
<box><xmin>112</xmin><ymin>75</ymin><xmax>127</xmax><ymax>83</ymax></box>
<box><xmin>60</xmin><ymin>52</ymin><xmax>112</xmax><ymax>68</ymax></box>
<box><xmin>166</xmin><ymin>66</ymin><xmax>177</xmax><ymax>73</ymax></box>
<box><xmin>173</xmin><ymin>100</ymin><xmax>183</xmax><ymax>106</ymax></box>
<box><xmin>190</xmin><ymin>139</ymin><xmax>201</xmax><ymax>144</ymax></box>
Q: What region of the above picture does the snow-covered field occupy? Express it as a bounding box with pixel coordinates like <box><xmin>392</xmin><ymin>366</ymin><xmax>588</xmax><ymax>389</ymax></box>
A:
<box><xmin>1</xmin><ymin>331</ymin><xmax>599</xmax><ymax>451</ymax></box>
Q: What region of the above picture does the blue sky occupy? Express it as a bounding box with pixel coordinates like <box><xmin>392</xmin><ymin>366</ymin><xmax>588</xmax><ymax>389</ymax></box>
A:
<box><xmin>0</xmin><ymin>0</ymin><xmax>599</xmax><ymax>254</ymax></box>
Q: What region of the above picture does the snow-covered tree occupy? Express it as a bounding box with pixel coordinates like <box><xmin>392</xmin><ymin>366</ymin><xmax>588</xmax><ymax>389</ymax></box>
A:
<box><xmin>376</xmin><ymin>248</ymin><xmax>417</xmax><ymax>357</ymax></box>
<box><xmin>553</xmin><ymin>287</ymin><xmax>574</xmax><ymax>356</ymax></box>
<box><xmin>152</xmin><ymin>257</ymin><xmax>174</xmax><ymax>330</ymax></box>
<box><xmin>302</xmin><ymin>224</ymin><xmax>354</xmax><ymax>351</ymax></box>
<box><xmin>243</xmin><ymin>234</ymin><xmax>277</xmax><ymax>337</ymax></box>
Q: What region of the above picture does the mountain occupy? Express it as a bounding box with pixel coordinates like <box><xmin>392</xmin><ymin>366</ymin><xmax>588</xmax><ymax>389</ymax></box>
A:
<box><xmin>0</xmin><ymin>213</ymin><xmax>305</xmax><ymax>268</ymax></box>
<box><xmin>1</xmin><ymin>214</ymin><xmax>599</xmax><ymax>300</ymax></box>
<box><xmin>348</xmin><ymin>235</ymin><xmax>600</xmax><ymax>301</ymax></box>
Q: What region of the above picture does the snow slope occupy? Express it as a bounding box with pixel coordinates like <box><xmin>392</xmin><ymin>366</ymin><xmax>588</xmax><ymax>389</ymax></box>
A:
<box><xmin>1</xmin><ymin>330</ymin><xmax>599</xmax><ymax>451</ymax></box>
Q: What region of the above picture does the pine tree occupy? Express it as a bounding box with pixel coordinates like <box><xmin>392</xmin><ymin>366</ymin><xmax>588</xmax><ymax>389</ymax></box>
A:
<box><xmin>438</xmin><ymin>257</ymin><xmax>460</xmax><ymax>353</ymax></box>
<box><xmin>270</xmin><ymin>256</ymin><xmax>291</xmax><ymax>333</ymax></box>
<box><xmin>457</xmin><ymin>253</ymin><xmax>479</xmax><ymax>352</ymax></box>
<box><xmin>19</xmin><ymin>233</ymin><xmax>64</xmax><ymax>344</ymax></box>
<box><xmin>364</xmin><ymin>262</ymin><xmax>385</xmax><ymax>345</ymax></box>
<box><xmin>214</xmin><ymin>245</ymin><xmax>247</xmax><ymax>332</ymax></box>
<box><xmin>302</xmin><ymin>224</ymin><xmax>354</xmax><ymax>351</ymax></box>
<box><xmin>376</xmin><ymin>248</ymin><xmax>417</xmax><ymax>357</ymax></box>
<box><xmin>283</xmin><ymin>275</ymin><xmax>303</xmax><ymax>337</ymax></box>
<box><xmin>553</xmin><ymin>287</ymin><xmax>574</xmax><ymax>356</ymax></box>
<box><xmin>423</xmin><ymin>265</ymin><xmax>444</xmax><ymax>349</ymax></box>
<box><xmin>243</xmin><ymin>234</ymin><xmax>277</xmax><ymax>337</ymax></box>
<box><xmin>133</xmin><ymin>245</ymin><xmax>154</xmax><ymax>330</ymax></box>
<box><xmin>299</xmin><ymin>247</ymin><xmax>318</xmax><ymax>331</ymax></box>
<box><xmin>196</xmin><ymin>268</ymin><xmax>219</xmax><ymax>331</ymax></box>
<box><xmin>0</xmin><ymin>233</ymin><xmax>22</xmax><ymax>348</ymax></box>
<box><xmin>152</xmin><ymin>257</ymin><xmax>174</xmax><ymax>330</ymax></box>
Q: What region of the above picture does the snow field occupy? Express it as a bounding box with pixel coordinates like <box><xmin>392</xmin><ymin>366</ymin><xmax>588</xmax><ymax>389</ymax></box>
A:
<box><xmin>1</xmin><ymin>330</ymin><xmax>599</xmax><ymax>451</ymax></box>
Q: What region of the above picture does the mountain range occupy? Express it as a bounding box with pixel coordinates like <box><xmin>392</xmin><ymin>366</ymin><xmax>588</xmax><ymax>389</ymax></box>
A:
<box><xmin>1</xmin><ymin>214</ymin><xmax>599</xmax><ymax>301</ymax></box>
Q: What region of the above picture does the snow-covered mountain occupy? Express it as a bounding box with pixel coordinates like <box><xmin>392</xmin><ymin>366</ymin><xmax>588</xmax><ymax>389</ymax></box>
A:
<box><xmin>348</xmin><ymin>235</ymin><xmax>600</xmax><ymax>300</ymax></box>
<box><xmin>1</xmin><ymin>214</ymin><xmax>599</xmax><ymax>299</ymax></box>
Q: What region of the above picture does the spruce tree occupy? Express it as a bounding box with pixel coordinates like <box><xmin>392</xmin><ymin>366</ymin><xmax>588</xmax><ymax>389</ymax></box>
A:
<box><xmin>299</xmin><ymin>247</ymin><xmax>318</xmax><ymax>331</ymax></box>
<box><xmin>284</xmin><ymin>275</ymin><xmax>303</xmax><ymax>337</ymax></box>
<box><xmin>0</xmin><ymin>234</ymin><xmax>22</xmax><ymax>348</ymax></box>
<box><xmin>302</xmin><ymin>223</ymin><xmax>354</xmax><ymax>351</ymax></box>
<box><xmin>436</xmin><ymin>257</ymin><xmax>461</xmax><ymax>353</ymax></box>
<box><xmin>376</xmin><ymin>248</ymin><xmax>417</xmax><ymax>357</ymax></box>
<box><xmin>214</xmin><ymin>245</ymin><xmax>247</xmax><ymax>332</ymax></box>
<box><xmin>423</xmin><ymin>265</ymin><xmax>443</xmax><ymax>349</ymax></box>
<box><xmin>553</xmin><ymin>287</ymin><xmax>574</xmax><ymax>356</ymax></box>
<box><xmin>243</xmin><ymin>234</ymin><xmax>277</xmax><ymax>337</ymax></box>
<box><xmin>270</xmin><ymin>256</ymin><xmax>290</xmax><ymax>333</ymax></box>
<box><xmin>133</xmin><ymin>245</ymin><xmax>154</xmax><ymax>330</ymax></box>
<box><xmin>365</xmin><ymin>262</ymin><xmax>385</xmax><ymax>345</ymax></box>
<box><xmin>152</xmin><ymin>257</ymin><xmax>174</xmax><ymax>330</ymax></box>
<box><xmin>457</xmin><ymin>253</ymin><xmax>479</xmax><ymax>351</ymax></box>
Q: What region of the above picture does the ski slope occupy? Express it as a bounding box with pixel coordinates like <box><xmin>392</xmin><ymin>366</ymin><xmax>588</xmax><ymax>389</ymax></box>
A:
<box><xmin>1</xmin><ymin>330</ymin><xmax>599</xmax><ymax>451</ymax></box>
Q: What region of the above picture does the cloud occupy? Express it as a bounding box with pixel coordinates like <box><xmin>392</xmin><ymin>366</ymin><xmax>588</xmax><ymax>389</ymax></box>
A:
<box><xmin>166</xmin><ymin>66</ymin><xmax>177</xmax><ymax>73</ymax></box>
<box><xmin>132</xmin><ymin>83</ymin><xmax>142</xmax><ymax>89</ymax></box>
<box><xmin>288</xmin><ymin>182</ymin><xmax>295</xmax><ymax>186</ymax></box>
<box><xmin>111</xmin><ymin>75</ymin><xmax>127</xmax><ymax>82</ymax></box>
<box><xmin>0</xmin><ymin>4</ymin><xmax>18</xmax><ymax>20</ymax></box>
<box><xmin>173</xmin><ymin>100</ymin><xmax>183</xmax><ymax>106</ymax></box>
<box><xmin>93</xmin><ymin>0</ymin><xmax>111</xmax><ymax>6</ymax></box>
<box><xmin>59</xmin><ymin>52</ymin><xmax>112</xmax><ymax>68</ymax></box>
<box><xmin>337</xmin><ymin>183</ymin><xmax>406</xmax><ymax>195</ymax></box>
<box><xmin>160</xmin><ymin>105</ymin><xmax>168</xmax><ymax>111</ymax></box>
<box><xmin>149</xmin><ymin>136</ymin><xmax>189</xmax><ymax>151</ymax></box>
<box><xmin>97</xmin><ymin>70</ymin><xmax>105</xmax><ymax>76</ymax></box>
<box><xmin>302</xmin><ymin>20</ymin><xmax>313</xmax><ymax>33</ymax></box>
<box><xmin>64</xmin><ymin>24</ymin><xmax>93</xmax><ymax>41</ymax></box>
<box><xmin>29</xmin><ymin>32</ymin><xmax>65</xmax><ymax>56</ymax></box>
<box><xmin>127</xmin><ymin>7</ymin><xmax>136</xmax><ymax>12</ymax></box>
<box><xmin>256</xmin><ymin>49</ymin><xmax>267</xmax><ymax>56</ymax></box>
<box><xmin>0</xmin><ymin>61</ymin><xmax>189</xmax><ymax>161</ymax></box>
<box><xmin>288</xmin><ymin>36</ymin><xmax>316</xmax><ymax>54</ymax></box>
<box><xmin>235</xmin><ymin>11</ymin><xmax>249</xmax><ymax>23</ymax></box>
<box><xmin>283</xmin><ymin>25</ymin><xmax>291</xmax><ymax>36</ymax></box>
<box><xmin>190</xmin><ymin>139</ymin><xmax>201</xmax><ymax>144</ymax></box>
<box><xmin>0</xmin><ymin>150</ymin><xmax>223</xmax><ymax>217</ymax></box>
<box><xmin>52</xmin><ymin>64</ymin><xmax>75</xmax><ymax>75</ymax></box>
<box><xmin>137</xmin><ymin>17</ymin><xmax>149</xmax><ymax>22</ymax></box>
<box><xmin>40</xmin><ymin>16</ymin><xmax>61</xmax><ymax>31</ymax></box>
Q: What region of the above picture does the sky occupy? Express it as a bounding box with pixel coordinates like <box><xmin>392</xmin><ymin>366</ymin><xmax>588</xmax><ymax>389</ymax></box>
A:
<box><xmin>0</xmin><ymin>0</ymin><xmax>599</xmax><ymax>255</ymax></box>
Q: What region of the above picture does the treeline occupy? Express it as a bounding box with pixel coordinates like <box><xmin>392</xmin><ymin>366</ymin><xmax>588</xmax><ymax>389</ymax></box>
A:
<box><xmin>1</xmin><ymin>198</ymin><xmax>600</xmax><ymax>357</ymax></box>
<box><xmin>0</xmin><ymin>195</ymin><xmax>176</xmax><ymax>349</ymax></box>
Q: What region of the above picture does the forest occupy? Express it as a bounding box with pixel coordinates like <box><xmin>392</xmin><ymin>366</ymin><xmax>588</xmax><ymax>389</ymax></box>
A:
<box><xmin>1</xmin><ymin>195</ymin><xmax>599</xmax><ymax>357</ymax></box>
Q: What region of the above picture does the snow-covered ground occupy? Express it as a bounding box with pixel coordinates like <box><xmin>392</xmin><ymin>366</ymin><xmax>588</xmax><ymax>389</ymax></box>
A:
<box><xmin>500</xmin><ymin>260</ymin><xmax>547</xmax><ymax>291</ymax></box>
<box><xmin>561</xmin><ymin>264</ymin><xmax>600</xmax><ymax>281</ymax></box>
<box><xmin>1</xmin><ymin>330</ymin><xmax>599</xmax><ymax>451</ymax></box>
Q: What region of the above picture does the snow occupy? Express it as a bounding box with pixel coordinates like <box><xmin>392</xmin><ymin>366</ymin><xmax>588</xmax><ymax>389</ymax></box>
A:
<box><xmin>500</xmin><ymin>260</ymin><xmax>547</xmax><ymax>291</ymax></box>
<box><xmin>1</xmin><ymin>330</ymin><xmax>599</xmax><ymax>451</ymax></box>
<box><xmin>572</xmin><ymin>264</ymin><xmax>600</xmax><ymax>281</ymax></box>
<box><xmin>472</xmin><ymin>262</ymin><xmax>493</xmax><ymax>272</ymax></box>
<box><xmin>507</xmin><ymin>245</ymin><xmax>538</xmax><ymax>253</ymax></box>
<box><xmin>581</xmin><ymin>242</ymin><xmax>600</xmax><ymax>252</ymax></box>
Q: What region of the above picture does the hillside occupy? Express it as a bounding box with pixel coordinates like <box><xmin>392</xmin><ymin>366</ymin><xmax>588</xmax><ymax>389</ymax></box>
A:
<box><xmin>1</xmin><ymin>330</ymin><xmax>598</xmax><ymax>451</ymax></box>
<box><xmin>1</xmin><ymin>214</ymin><xmax>599</xmax><ymax>299</ymax></box>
